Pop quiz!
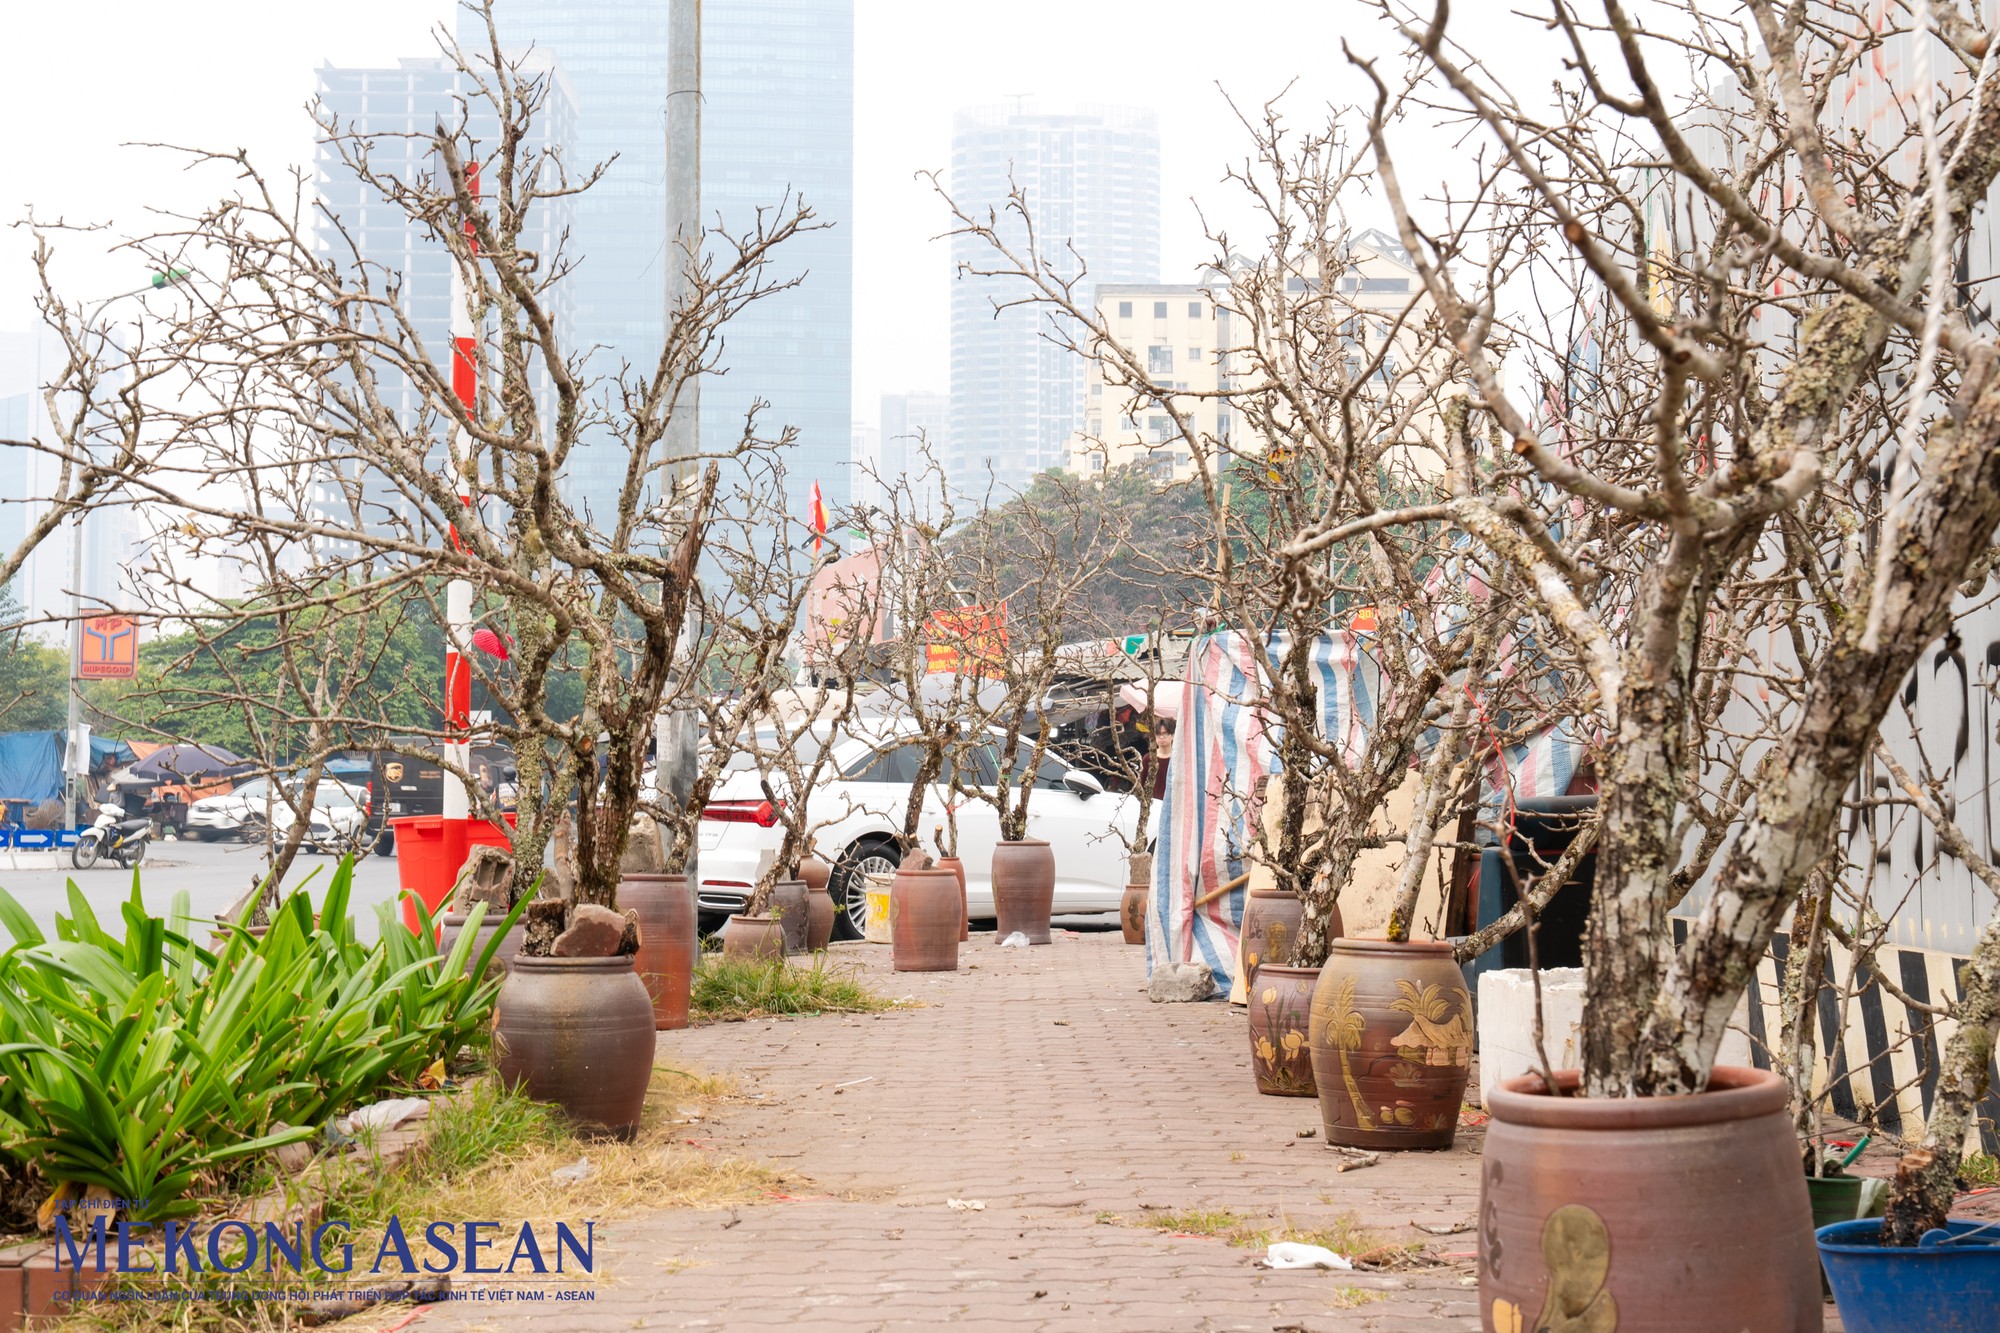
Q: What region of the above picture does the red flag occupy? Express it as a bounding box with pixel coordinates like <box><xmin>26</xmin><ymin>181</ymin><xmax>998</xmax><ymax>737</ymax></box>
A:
<box><xmin>809</xmin><ymin>481</ymin><xmax>828</xmax><ymax>555</ymax></box>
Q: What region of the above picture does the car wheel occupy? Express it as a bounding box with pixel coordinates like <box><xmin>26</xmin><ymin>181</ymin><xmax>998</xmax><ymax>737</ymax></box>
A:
<box><xmin>374</xmin><ymin>828</ymin><xmax>396</xmax><ymax>857</ymax></box>
<box><xmin>830</xmin><ymin>836</ymin><xmax>900</xmax><ymax>941</ymax></box>
<box><xmin>236</xmin><ymin>813</ymin><xmax>267</xmax><ymax>844</ymax></box>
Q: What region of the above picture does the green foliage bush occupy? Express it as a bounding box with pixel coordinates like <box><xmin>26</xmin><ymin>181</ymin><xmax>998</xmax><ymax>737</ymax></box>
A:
<box><xmin>0</xmin><ymin>859</ymin><xmax>522</xmax><ymax>1219</ymax></box>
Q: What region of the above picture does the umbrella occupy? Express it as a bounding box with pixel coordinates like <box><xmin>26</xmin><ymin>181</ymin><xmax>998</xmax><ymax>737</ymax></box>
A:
<box><xmin>129</xmin><ymin>744</ymin><xmax>254</xmax><ymax>783</ymax></box>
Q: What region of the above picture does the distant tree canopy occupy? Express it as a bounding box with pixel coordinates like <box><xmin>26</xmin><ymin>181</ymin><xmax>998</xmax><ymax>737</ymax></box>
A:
<box><xmin>947</xmin><ymin>465</ymin><xmax>1211</xmax><ymax>637</ymax></box>
<box><xmin>0</xmin><ymin>588</ymin><xmax>69</xmax><ymax>732</ymax></box>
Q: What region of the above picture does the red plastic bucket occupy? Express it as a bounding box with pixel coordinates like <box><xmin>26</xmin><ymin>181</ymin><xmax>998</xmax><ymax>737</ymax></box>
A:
<box><xmin>389</xmin><ymin>814</ymin><xmax>517</xmax><ymax>934</ymax></box>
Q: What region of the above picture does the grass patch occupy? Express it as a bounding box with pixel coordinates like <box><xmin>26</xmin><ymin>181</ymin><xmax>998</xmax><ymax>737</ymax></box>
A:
<box><xmin>1137</xmin><ymin>1208</ymin><xmax>1265</xmax><ymax>1245</ymax></box>
<box><xmin>1124</xmin><ymin>1208</ymin><xmax>1422</xmax><ymax>1267</ymax></box>
<box><xmin>57</xmin><ymin>1067</ymin><xmax>776</xmax><ymax>1331</ymax></box>
<box><xmin>691</xmin><ymin>953</ymin><xmax>891</xmax><ymax>1022</ymax></box>
<box><xmin>1330</xmin><ymin>1285</ymin><xmax>1388</xmax><ymax>1310</ymax></box>
<box><xmin>1961</xmin><ymin>1153</ymin><xmax>2000</xmax><ymax>1188</ymax></box>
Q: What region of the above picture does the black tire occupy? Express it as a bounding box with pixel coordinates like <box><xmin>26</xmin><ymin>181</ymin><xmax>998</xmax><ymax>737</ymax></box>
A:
<box><xmin>374</xmin><ymin>828</ymin><xmax>396</xmax><ymax>857</ymax></box>
<box><xmin>829</xmin><ymin>836</ymin><xmax>901</xmax><ymax>942</ymax></box>
<box><xmin>71</xmin><ymin>831</ymin><xmax>103</xmax><ymax>871</ymax></box>
<box><xmin>121</xmin><ymin>837</ymin><xmax>147</xmax><ymax>868</ymax></box>
<box><xmin>236</xmin><ymin>813</ymin><xmax>267</xmax><ymax>844</ymax></box>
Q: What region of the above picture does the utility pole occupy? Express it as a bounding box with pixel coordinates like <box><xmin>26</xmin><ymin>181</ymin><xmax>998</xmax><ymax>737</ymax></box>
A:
<box><xmin>61</xmin><ymin>269</ymin><xmax>188</xmax><ymax>833</ymax></box>
<box><xmin>657</xmin><ymin>0</ymin><xmax>701</xmax><ymax>879</ymax></box>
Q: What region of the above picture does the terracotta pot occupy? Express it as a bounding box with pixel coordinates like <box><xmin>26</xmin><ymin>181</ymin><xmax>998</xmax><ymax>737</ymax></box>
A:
<box><xmin>1120</xmin><ymin>884</ymin><xmax>1147</xmax><ymax>944</ymax></box>
<box><xmin>722</xmin><ymin>913</ymin><xmax>785</xmax><ymax>963</ymax></box>
<box><xmin>1241</xmin><ymin>888</ymin><xmax>1308</xmax><ymax>976</ymax></box>
<box><xmin>770</xmin><ymin>880</ymin><xmax>809</xmax><ymax>954</ymax></box>
<box><xmin>1308</xmin><ymin>937</ymin><xmax>1472</xmax><ymax>1149</ymax></box>
<box><xmin>805</xmin><ymin>885</ymin><xmax>836</xmax><ymax>952</ymax></box>
<box><xmin>1248</xmin><ymin>964</ymin><xmax>1318</xmax><ymax>1096</ymax></box>
<box><xmin>494</xmin><ymin>954</ymin><xmax>655</xmax><ymax>1140</ymax></box>
<box><xmin>991</xmin><ymin>839</ymin><xmax>1055</xmax><ymax>944</ymax></box>
<box><xmin>437</xmin><ymin>910</ymin><xmax>525</xmax><ymax>980</ymax></box>
<box><xmin>618</xmin><ymin>873</ymin><xmax>697</xmax><ymax>1030</ymax></box>
<box><xmin>1480</xmin><ymin>1065</ymin><xmax>1819</xmax><ymax>1332</ymax></box>
<box><xmin>890</xmin><ymin>866</ymin><xmax>961</xmax><ymax>972</ymax></box>
<box><xmin>935</xmin><ymin>855</ymin><xmax>969</xmax><ymax>941</ymax></box>
<box><xmin>797</xmin><ymin>854</ymin><xmax>831</xmax><ymax>894</ymax></box>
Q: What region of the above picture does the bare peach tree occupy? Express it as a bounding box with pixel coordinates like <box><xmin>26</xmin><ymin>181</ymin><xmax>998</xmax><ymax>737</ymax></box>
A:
<box><xmin>933</xmin><ymin>134</ymin><xmax>1511</xmax><ymax>966</ymax></box>
<box><xmin>97</xmin><ymin>15</ymin><xmax>819</xmax><ymax>948</ymax></box>
<box><xmin>1347</xmin><ymin>0</ymin><xmax>2000</xmax><ymax>1211</ymax></box>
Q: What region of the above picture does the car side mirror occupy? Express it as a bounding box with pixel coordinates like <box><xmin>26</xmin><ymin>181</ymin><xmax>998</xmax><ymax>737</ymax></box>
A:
<box><xmin>1062</xmin><ymin>769</ymin><xmax>1104</xmax><ymax>800</ymax></box>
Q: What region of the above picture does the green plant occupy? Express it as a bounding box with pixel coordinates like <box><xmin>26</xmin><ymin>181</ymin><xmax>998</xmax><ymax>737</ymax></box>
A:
<box><xmin>689</xmin><ymin>954</ymin><xmax>889</xmax><ymax>1021</ymax></box>
<box><xmin>0</xmin><ymin>859</ymin><xmax>524</xmax><ymax>1218</ymax></box>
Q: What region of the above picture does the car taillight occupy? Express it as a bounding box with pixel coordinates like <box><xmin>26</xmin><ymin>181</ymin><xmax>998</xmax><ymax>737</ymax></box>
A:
<box><xmin>700</xmin><ymin>800</ymin><xmax>781</xmax><ymax>828</ymax></box>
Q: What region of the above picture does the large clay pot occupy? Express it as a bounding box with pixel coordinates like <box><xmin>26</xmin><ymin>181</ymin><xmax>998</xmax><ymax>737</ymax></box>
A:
<box><xmin>437</xmin><ymin>910</ymin><xmax>525</xmax><ymax>979</ymax></box>
<box><xmin>1120</xmin><ymin>884</ymin><xmax>1147</xmax><ymax>944</ymax></box>
<box><xmin>494</xmin><ymin>955</ymin><xmax>655</xmax><ymax>1140</ymax></box>
<box><xmin>890</xmin><ymin>866</ymin><xmax>961</xmax><ymax>972</ymax></box>
<box><xmin>722</xmin><ymin>914</ymin><xmax>785</xmax><ymax>962</ymax></box>
<box><xmin>935</xmin><ymin>855</ymin><xmax>969</xmax><ymax>941</ymax></box>
<box><xmin>798</xmin><ymin>855</ymin><xmax>831</xmax><ymax>895</ymax></box>
<box><xmin>1308</xmin><ymin>937</ymin><xmax>1472</xmax><ymax>1149</ymax></box>
<box><xmin>991</xmin><ymin>839</ymin><xmax>1055</xmax><ymax>944</ymax></box>
<box><xmin>1480</xmin><ymin>1066</ymin><xmax>1820</xmax><ymax>1332</ymax></box>
<box><xmin>1248</xmin><ymin>964</ymin><xmax>1318</xmax><ymax>1096</ymax></box>
<box><xmin>805</xmin><ymin>884</ymin><xmax>836</xmax><ymax>952</ymax></box>
<box><xmin>619</xmin><ymin>873</ymin><xmax>697</xmax><ymax>1030</ymax></box>
<box><xmin>1241</xmin><ymin>888</ymin><xmax>1318</xmax><ymax>977</ymax></box>
<box><xmin>770</xmin><ymin>880</ymin><xmax>809</xmax><ymax>954</ymax></box>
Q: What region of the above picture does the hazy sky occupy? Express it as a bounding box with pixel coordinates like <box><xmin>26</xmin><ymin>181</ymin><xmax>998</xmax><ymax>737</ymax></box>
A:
<box><xmin>0</xmin><ymin>1</ymin><xmax>1558</xmax><ymax>417</ymax></box>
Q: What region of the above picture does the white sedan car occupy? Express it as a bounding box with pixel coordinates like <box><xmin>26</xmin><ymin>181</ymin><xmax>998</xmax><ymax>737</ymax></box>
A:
<box><xmin>696</xmin><ymin>729</ymin><xmax>1150</xmax><ymax>937</ymax></box>
<box><xmin>186</xmin><ymin>777</ymin><xmax>370</xmax><ymax>852</ymax></box>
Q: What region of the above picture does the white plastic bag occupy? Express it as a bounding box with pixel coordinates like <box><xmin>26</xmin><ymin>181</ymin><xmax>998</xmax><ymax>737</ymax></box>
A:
<box><xmin>1261</xmin><ymin>1241</ymin><xmax>1352</xmax><ymax>1270</ymax></box>
<box><xmin>999</xmin><ymin>931</ymin><xmax>1030</xmax><ymax>948</ymax></box>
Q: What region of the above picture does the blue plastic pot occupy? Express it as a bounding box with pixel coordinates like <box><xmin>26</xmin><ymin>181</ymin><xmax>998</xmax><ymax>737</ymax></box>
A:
<box><xmin>1817</xmin><ymin>1218</ymin><xmax>2000</xmax><ymax>1332</ymax></box>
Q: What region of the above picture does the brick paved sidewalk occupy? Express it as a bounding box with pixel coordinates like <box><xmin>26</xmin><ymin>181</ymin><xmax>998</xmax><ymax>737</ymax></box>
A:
<box><xmin>417</xmin><ymin>930</ymin><xmax>1499</xmax><ymax>1332</ymax></box>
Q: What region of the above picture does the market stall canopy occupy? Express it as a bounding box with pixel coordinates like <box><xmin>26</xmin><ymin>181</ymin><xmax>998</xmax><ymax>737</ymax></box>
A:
<box><xmin>0</xmin><ymin>731</ymin><xmax>138</xmax><ymax>804</ymax></box>
<box><xmin>129</xmin><ymin>743</ymin><xmax>254</xmax><ymax>783</ymax></box>
<box><xmin>1118</xmin><ymin>681</ymin><xmax>1189</xmax><ymax>721</ymax></box>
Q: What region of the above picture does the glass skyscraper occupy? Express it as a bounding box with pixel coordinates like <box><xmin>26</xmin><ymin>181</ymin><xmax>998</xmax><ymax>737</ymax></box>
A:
<box><xmin>470</xmin><ymin>1</ymin><xmax>855</xmax><ymax>520</ymax></box>
<box><xmin>948</xmin><ymin>105</ymin><xmax>1161</xmax><ymax>500</ymax></box>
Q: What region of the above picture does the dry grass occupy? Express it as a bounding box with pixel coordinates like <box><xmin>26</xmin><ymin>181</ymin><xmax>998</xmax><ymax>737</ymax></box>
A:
<box><xmin>1119</xmin><ymin>1207</ymin><xmax>1422</xmax><ymax>1268</ymax></box>
<box><xmin>53</xmin><ymin>1066</ymin><xmax>780</xmax><ymax>1333</ymax></box>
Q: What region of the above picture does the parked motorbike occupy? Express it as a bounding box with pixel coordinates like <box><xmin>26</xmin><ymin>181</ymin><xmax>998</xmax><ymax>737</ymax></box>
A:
<box><xmin>72</xmin><ymin>801</ymin><xmax>152</xmax><ymax>870</ymax></box>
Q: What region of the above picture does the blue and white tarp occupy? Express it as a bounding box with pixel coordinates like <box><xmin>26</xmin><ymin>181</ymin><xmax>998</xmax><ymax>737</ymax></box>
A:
<box><xmin>1146</xmin><ymin>630</ymin><xmax>1584</xmax><ymax>994</ymax></box>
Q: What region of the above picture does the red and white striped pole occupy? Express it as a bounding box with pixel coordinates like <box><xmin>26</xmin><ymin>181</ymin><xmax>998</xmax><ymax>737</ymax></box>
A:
<box><xmin>441</xmin><ymin>159</ymin><xmax>480</xmax><ymax>881</ymax></box>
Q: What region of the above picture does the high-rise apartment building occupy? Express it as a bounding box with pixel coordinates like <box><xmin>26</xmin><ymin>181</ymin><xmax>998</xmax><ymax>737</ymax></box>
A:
<box><xmin>469</xmin><ymin>1</ymin><xmax>854</xmax><ymax>521</ymax></box>
<box><xmin>948</xmin><ymin>104</ymin><xmax>1160</xmax><ymax>499</ymax></box>
<box><xmin>878</xmin><ymin>390</ymin><xmax>949</xmax><ymax>517</ymax></box>
<box><xmin>312</xmin><ymin>55</ymin><xmax>577</xmax><ymax>532</ymax></box>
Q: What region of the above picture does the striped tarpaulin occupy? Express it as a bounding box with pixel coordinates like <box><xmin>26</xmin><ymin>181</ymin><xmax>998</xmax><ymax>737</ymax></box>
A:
<box><xmin>1146</xmin><ymin>630</ymin><xmax>1371</xmax><ymax>992</ymax></box>
<box><xmin>1147</xmin><ymin>630</ymin><xmax>1586</xmax><ymax>993</ymax></box>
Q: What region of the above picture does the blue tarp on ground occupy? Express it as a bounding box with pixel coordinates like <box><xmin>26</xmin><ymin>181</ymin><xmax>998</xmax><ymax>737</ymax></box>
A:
<box><xmin>0</xmin><ymin>731</ymin><xmax>138</xmax><ymax>804</ymax></box>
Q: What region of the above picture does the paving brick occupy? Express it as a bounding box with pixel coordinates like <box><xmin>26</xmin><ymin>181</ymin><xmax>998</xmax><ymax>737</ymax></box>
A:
<box><xmin>405</xmin><ymin>932</ymin><xmax>1837</xmax><ymax>1331</ymax></box>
